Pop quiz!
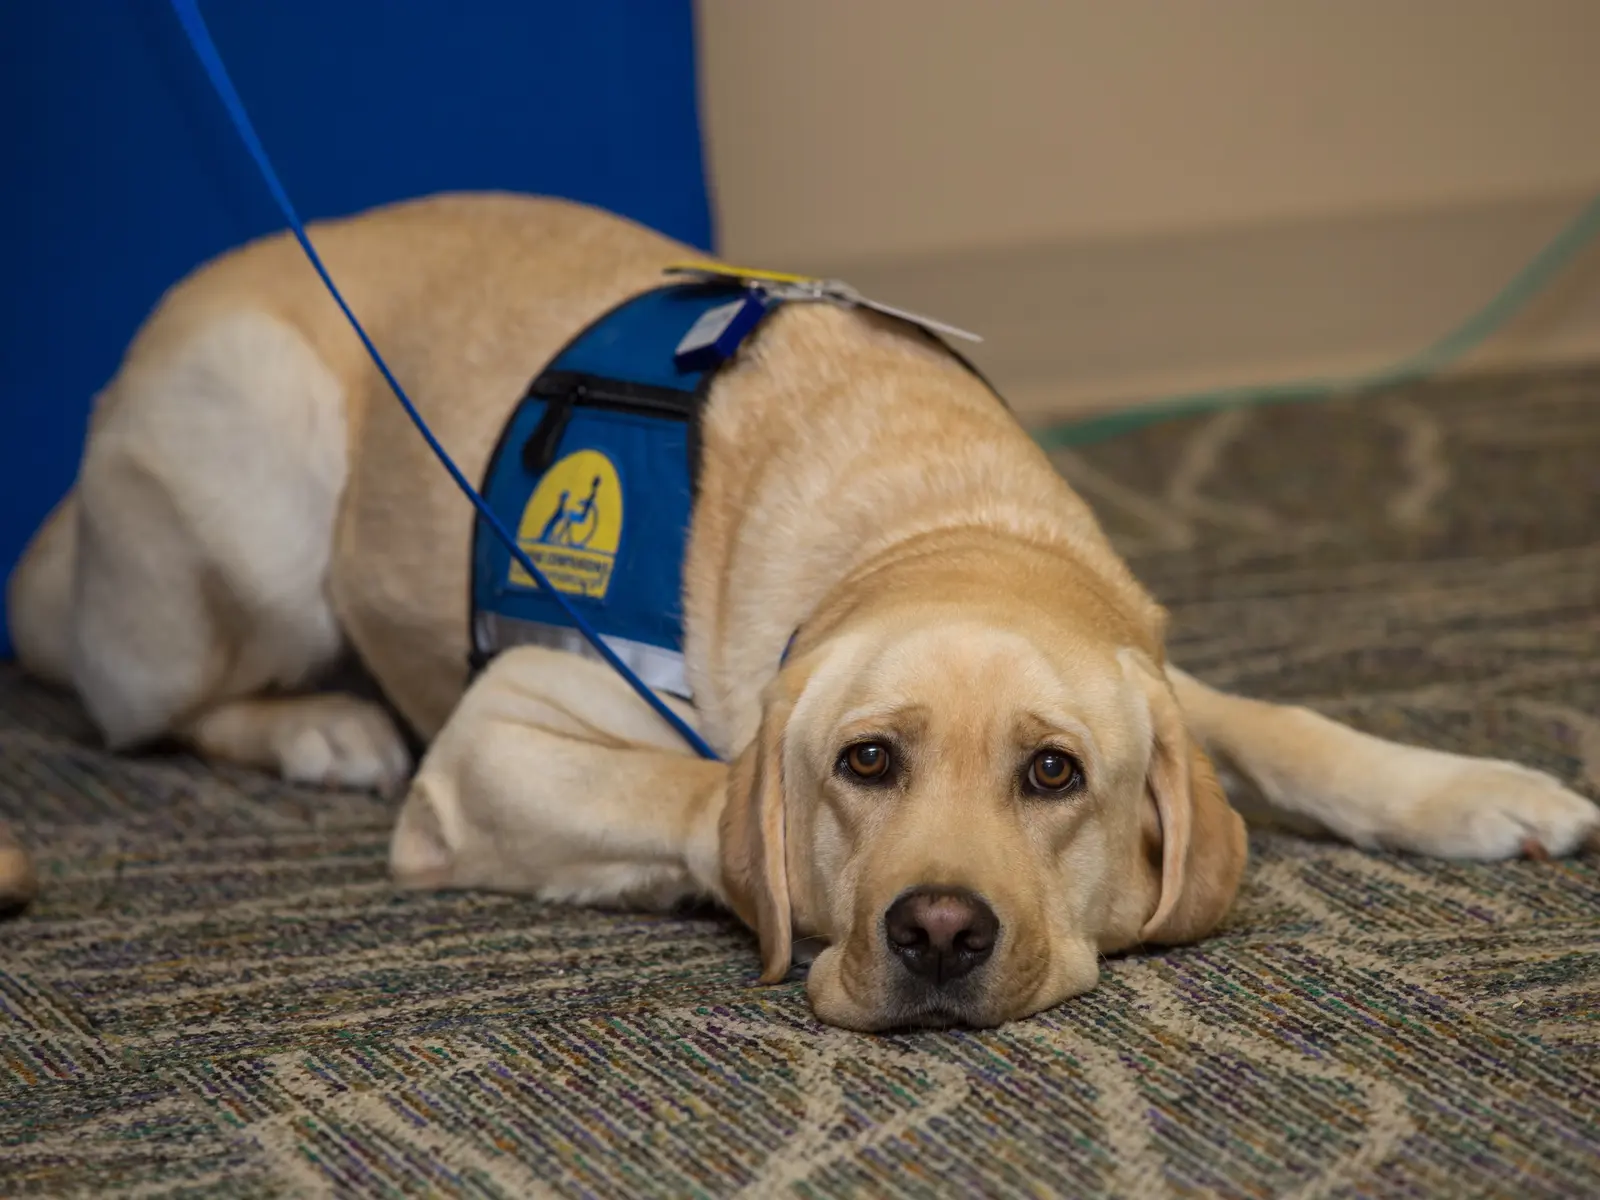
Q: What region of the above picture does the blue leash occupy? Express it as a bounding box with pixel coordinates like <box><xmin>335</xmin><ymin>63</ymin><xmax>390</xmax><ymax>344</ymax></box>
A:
<box><xmin>167</xmin><ymin>0</ymin><xmax>721</xmax><ymax>762</ymax></box>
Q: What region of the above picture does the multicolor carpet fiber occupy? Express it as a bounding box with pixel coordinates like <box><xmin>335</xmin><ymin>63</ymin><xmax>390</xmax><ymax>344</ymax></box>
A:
<box><xmin>4</xmin><ymin>368</ymin><xmax>1600</xmax><ymax>1197</ymax></box>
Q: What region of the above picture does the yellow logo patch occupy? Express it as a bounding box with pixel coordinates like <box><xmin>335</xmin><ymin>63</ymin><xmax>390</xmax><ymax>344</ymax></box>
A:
<box><xmin>509</xmin><ymin>449</ymin><xmax>623</xmax><ymax>599</ymax></box>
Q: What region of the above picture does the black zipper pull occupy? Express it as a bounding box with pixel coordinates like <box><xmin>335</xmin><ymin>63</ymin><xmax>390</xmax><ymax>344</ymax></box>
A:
<box><xmin>522</xmin><ymin>382</ymin><xmax>585</xmax><ymax>476</ymax></box>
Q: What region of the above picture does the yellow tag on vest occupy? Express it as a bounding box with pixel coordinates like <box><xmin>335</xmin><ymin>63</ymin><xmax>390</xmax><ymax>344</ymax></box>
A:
<box><xmin>509</xmin><ymin>449</ymin><xmax>624</xmax><ymax>599</ymax></box>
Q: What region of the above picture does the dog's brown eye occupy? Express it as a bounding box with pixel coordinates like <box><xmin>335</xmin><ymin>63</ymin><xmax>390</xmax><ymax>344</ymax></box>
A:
<box><xmin>843</xmin><ymin>742</ymin><xmax>891</xmax><ymax>781</ymax></box>
<box><xmin>1028</xmin><ymin>750</ymin><xmax>1082</xmax><ymax>793</ymax></box>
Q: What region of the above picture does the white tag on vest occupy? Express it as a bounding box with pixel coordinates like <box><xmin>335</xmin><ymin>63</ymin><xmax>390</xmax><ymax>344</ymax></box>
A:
<box><xmin>672</xmin><ymin>293</ymin><xmax>770</xmax><ymax>371</ymax></box>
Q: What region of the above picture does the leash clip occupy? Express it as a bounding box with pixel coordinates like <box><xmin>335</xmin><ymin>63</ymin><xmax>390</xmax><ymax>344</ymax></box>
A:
<box><xmin>664</xmin><ymin>263</ymin><xmax>983</xmax><ymax>344</ymax></box>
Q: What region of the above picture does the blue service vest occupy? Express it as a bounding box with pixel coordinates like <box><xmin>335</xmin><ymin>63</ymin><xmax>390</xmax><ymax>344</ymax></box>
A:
<box><xmin>469</xmin><ymin>280</ymin><xmax>999</xmax><ymax>701</ymax></box>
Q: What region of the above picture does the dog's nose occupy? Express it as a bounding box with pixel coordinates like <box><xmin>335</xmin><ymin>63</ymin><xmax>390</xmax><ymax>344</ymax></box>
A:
<box><xmin>883</xmin><ymin>887</ymin><xmax>998</xmax><ymax>985</ymax></box>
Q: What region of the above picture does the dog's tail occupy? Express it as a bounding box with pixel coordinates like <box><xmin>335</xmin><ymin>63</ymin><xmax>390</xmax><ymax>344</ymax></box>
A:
<box><xmin>7</xmin><ymin>491</ymin><xmax>79</xmax><ymax>688</ymax></box>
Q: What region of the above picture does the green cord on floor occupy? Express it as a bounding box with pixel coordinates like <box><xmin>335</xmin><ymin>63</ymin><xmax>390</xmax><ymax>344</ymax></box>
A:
<box><xmin>1032</xmin><ymin>191</ymin><xmax>1600</xmax><ymax>450</ymax></box>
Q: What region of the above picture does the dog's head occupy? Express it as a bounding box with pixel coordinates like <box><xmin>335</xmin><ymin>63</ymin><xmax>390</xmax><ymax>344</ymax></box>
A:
<box><xmin>718</xmin><ymin>575</ymin><xmax>1246</xmax><ymax>1031</ymax></box>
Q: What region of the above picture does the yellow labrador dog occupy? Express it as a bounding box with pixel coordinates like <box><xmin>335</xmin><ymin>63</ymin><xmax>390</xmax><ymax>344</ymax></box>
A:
<box><xmin>8</xmin><ymin>194</ymin><xmax>1597</xmax><ymax>1031</ymax></box>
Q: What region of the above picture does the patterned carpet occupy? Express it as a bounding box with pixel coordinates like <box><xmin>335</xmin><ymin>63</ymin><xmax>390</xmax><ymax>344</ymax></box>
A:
<box><xmin>3</xmin><ymin>367</ymin><xmax>1600</xmax><ymax>1197</ymax></box>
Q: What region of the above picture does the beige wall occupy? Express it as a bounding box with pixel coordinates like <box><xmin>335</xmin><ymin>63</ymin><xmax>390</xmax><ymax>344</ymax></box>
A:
<box><xmin>695</xmin><ymin>1</ymin><xmax>1600</xmax><ymax>417</ymax></box>
<box><xmin>697</xmin><ymin>0</ymin><xmax>1600</xmax><ymax>264</ymax></box>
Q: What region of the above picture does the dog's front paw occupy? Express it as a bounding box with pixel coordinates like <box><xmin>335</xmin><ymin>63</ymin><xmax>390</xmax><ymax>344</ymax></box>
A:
<box><xmin>1376</xmin><ymin>755</ymin><xmax>1599</xmax><ymax>860</ymax></box>
<box><xmin>271</xmin><ymin>695</ymin><xmax>413</xmax><ymax>796</ymax></box>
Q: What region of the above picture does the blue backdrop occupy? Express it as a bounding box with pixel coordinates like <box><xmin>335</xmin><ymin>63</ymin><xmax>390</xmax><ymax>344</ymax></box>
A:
<box><xmin>0</xmin><ymin>0</ymin><xmax>713</xmax><ymax>658</ymax></box>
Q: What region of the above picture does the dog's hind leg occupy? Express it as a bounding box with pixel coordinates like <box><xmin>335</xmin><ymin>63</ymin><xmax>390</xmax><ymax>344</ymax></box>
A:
<box><xmin>391</xmin><ymin>646</ymin><xmax>729</xmax><ymax>912</ymax></box>
<box><xmin>66</xmin><ymin>310</ymin><xmax>410</xmax><ymax>792</ymax></box>
<box><xmin>1169</xmin><ymin>666</ymin><xmax>1600</xmax><ymax>859</ymax></box>
<box><xmin>183</xmin><ymin>693</ymin><xmax>412</xmax><ymax>793</ymax></box>
<box><xmin>6</xmin><ymin>493</ymin><xmax>80</xmax><ymax>688</ymax></box>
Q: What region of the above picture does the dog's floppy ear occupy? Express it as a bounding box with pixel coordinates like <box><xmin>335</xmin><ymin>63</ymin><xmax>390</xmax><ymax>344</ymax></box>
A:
<box><xmin>1126</xmin><ymin>653</ymin><xmax>1248</xmax><ymax>946</ymax></box>
<box><xmin>719</xmin><ymin>677</ymin><xmax>800</xmax><ymax>984</ymax></box>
